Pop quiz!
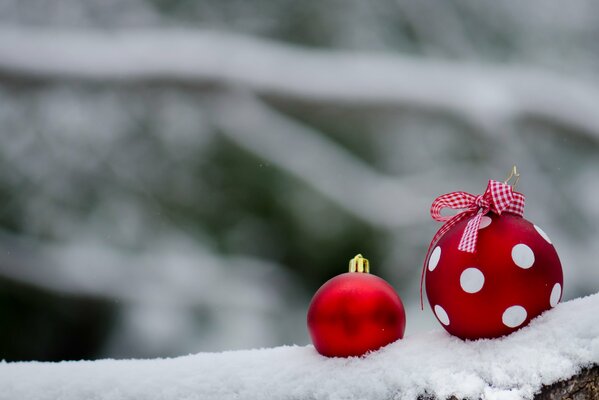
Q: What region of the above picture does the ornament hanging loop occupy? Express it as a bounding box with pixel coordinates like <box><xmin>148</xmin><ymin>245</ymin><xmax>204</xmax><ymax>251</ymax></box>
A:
<box><xmin>504</xmin><ymin>165</ymin><xmax>521</xmax><ymax>190</ymax></box>
<box><xmin>349</xmin><ymin>254</ymin><xmax>370</xmax><ymax>273</ymax></box>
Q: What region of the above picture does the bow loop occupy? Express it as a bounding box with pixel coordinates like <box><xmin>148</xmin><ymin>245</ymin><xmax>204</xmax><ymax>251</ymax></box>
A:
<box><xmin>430</xmin><ymin>191</ymin><xmax>477</xmax><ymax>222</ymax></box>
<box><xmin>486</xmin><ymin>180</ymin><xmax>515</xmax><ymax>215</ymax></box>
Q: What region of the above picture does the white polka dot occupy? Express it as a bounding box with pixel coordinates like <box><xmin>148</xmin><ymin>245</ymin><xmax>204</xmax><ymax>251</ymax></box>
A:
<box><xmin>428</xmin><ymin>246</ymin><xmax>441</xmax><ymax>271</ymax></box>
<box><xmin>479</xmin><ymin>216</ymin><xmax>492</xmax><ymax>229</ymax></box>
<box><xmin>511</xmin><ymin>244</ymin><xmax>535</xmax><ymax>269</ymax></box>
<box><xmin>434</xmin><ymin>305</ymin><xmax>450</xmax><ymax>326</ymax></box>
<box><xmin>502</xmin><ymin>305</ymin><xmax>527</xmax><ymax>328</ymax></box>
<box><xmin>534</xmin><ymin>225</ymin><xmax>552</xmax><ymax>244</ymax></box>
<box><xmin>460</xmin><ymin>268</ymin><xmax>485</xmax><ymax>293</ymax></box>
<box><xmin>550</xmin><ymin>283</ymin><xmax>562</xmax><ymax>307</ymax></box>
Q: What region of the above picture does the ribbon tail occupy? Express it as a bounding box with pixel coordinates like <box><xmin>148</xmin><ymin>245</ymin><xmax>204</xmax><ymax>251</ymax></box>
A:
<box><xmin>458</xmin><ymin>213</ymin><xmax>484</xmax><ymax>253</ymax></box>
<box><xmin>420</xmin><ymin>257</ymin><xmax>426</xmax><ymax>310</ymax></box>
<box><xmin>420</xmin><ymin>242</ymin><xmax>436</xmax><ymax>310</ymax></box>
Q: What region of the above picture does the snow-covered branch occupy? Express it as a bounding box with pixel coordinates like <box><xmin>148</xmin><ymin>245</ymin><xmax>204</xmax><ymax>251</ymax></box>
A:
<box><xmin>0</xmin><ymin>230</ymin><xmax>290</xmax><ymax>312</ymax></box>
<box><xmin>212</xmin><ymin>93</ymin><xmax>432</xmax><ymax>228</ymax></box>
<box><xmin>2</xmin><ymin>27</ymin><xmax>599</xmax><ymax>139</ymax></box>
<box><xmin>0</xmin><ymin>293</ymin><xmax>597</xmax><ymax>400</ymax></box>
<box><xmin>0</xmin><ymin>229</ymin><xmax>306</xmax><ymax>355</ymax></box>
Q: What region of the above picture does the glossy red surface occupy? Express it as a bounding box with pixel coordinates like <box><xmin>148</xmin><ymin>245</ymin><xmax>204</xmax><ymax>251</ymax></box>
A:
<box><xmin>307</xmin><ymin>272</ymin><xmax>406</xmax><ymax>357</ymax></box>
<box><xmin>425</xmin><ymin>213</ymin><xmax>563</xmax><ymax>340</ymax></box>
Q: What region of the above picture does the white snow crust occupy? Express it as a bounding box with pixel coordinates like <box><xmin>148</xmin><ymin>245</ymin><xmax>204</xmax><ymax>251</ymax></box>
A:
<box><xmin>1</xmin><ymin>293</ymin><xmax>597</xmax><ymax>400</ymax></box>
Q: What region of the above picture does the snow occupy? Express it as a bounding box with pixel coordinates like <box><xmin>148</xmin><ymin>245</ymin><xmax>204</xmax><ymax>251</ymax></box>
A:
<box><xmin>1</xmin><ymin>293</ymin><xmax>597</xmax><ymax>400</ymax></box>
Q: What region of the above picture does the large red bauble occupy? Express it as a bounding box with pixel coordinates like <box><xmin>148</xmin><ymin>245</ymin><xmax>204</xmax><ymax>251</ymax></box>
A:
<box><xmin>425</xmin><ymin>213</ymin><xmax>563</xmax><ymax>340</ymax></box>
<box><xmin>307</xmin><ymin>272</ymin><xmax>406</xmax><ymax>357</ymax></box>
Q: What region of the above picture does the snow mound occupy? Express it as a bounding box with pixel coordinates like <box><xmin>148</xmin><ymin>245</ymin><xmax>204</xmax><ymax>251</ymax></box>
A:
<box><xmin>1</xmin><ymin>293</ymin><xmax>598</xmax><ymax>400</ymax></box>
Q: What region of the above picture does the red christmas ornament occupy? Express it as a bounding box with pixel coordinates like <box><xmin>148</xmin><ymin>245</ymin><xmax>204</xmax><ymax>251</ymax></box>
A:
<box><xmin>423</xmin><ymin>167</ymin><xmax>563</xmax><ymax>340</ymax></box>
<box><xmin>307</xmin><ymin>254</ymin><xmax>406</xmax><ymax>357</ymax></box>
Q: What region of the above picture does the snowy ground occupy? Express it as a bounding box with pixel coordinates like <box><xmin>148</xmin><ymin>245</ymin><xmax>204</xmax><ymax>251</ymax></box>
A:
<box><xmin>1</xmin><ymin>293</ymin><xmax>597</xmax><ymax>400</ymax></box>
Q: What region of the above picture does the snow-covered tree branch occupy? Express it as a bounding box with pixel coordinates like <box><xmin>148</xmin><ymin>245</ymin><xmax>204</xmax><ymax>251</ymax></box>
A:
<box><xmin>0</xmin><ymin>293</ymin><xmax>596</xmax><ymax>400</ymax></box>
<box><xmin>213</xmin><ymin>93</ymin><xmax>431</xmax><ymax>228</ymax></box>
<box><xmin>2</xmin><ymin>27</ymin><xmax>599</xmax><ymax>140</ymax></box>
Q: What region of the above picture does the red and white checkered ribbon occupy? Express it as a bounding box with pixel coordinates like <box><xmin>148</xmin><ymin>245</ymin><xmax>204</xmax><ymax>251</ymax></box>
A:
<box><xmin>430</xmin><ymin>180</ymin><xmax>525</xmax><ymax>253</ymax></box>
<box><xmin>420</xmin><ymin>180</ymin><xmax>525</xmax><ymax>308</ymax></box>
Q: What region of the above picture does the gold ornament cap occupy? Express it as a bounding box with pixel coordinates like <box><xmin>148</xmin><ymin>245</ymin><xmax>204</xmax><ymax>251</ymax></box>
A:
<box><xmin>349</xmin><ymin>254</ymin><xmax>370</xmax><ymax>273</ymax></box>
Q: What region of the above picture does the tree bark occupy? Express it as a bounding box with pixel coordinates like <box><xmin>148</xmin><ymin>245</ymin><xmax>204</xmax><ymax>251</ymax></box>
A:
<box><xmin>534</xmin><ymin>365</ymin><xmax>598</xmax><ymax>400</ymax></box>
<box><xmin>429</xmin><ymin>365</ymin><xmax>599</xmax><ymax>400</ymax></box>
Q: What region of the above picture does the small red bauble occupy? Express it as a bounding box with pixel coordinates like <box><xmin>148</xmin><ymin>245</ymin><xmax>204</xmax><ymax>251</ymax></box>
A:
<box><xmin>425</xmin><ymin>173</ymin><xmax>563</xmax><ymax>340</ymax></box>
<box><xmin>307</xmin><ymin>255</ymin><xmax>406</xmax><ymax>357</ymax></box>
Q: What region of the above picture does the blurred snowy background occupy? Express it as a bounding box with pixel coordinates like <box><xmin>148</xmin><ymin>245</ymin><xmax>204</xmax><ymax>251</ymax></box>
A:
<box><xmin>0</xmin><ymin>0</ymin><xmax>598</xmax><ymax>361</ymax></box>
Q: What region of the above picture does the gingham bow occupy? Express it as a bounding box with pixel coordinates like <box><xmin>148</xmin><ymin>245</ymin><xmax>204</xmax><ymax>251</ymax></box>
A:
<box><xmin>420</xmin><ymin>180</ymin><xmax>525</xmax><ymax>308</ymax></box>
<box><xmin>430</xmin><ymin>180</ymin><xmax>525</xmax><ymax>253</ymax></box>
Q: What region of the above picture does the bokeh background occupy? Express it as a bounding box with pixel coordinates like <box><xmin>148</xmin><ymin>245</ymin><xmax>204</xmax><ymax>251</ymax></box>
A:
<box><xmin>1</xmin><ymin>0</ymin><xmax>598</xmax><ymax>361</ymax></box>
